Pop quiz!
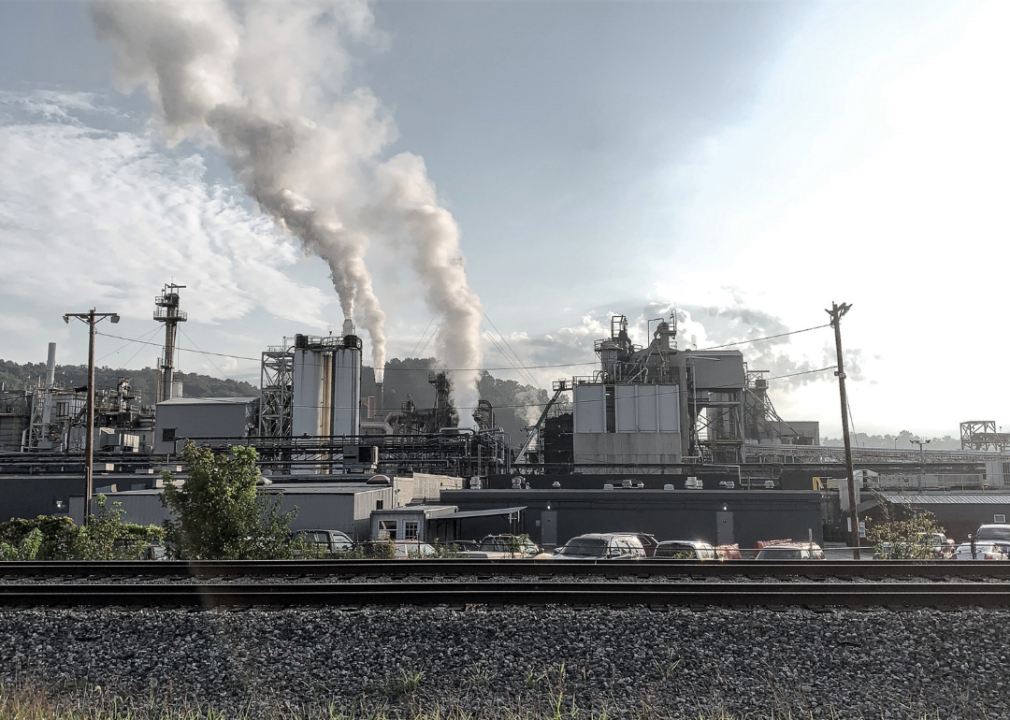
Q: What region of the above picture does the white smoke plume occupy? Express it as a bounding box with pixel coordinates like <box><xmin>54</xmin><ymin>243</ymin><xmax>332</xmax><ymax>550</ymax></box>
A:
<box><xmin>91</xmin><ymin>0</ymin><xmax>485</xmax><ymax>403</ymax></box>
<box><xmin>374</xmin><ymin>153</ymin><xmax>484</xmax><ymax>423</ymax></box>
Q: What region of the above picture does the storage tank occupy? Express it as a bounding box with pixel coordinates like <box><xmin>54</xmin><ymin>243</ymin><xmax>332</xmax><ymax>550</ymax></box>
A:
<box><xmin>332</xmin><ymin>321</ymin><xmax>362</xmax><ymax>438</ymax></box>
<box><xmin>292</xmin><ymin>334</ymin><xmax>332</xmax><ymax>437</ymax></box>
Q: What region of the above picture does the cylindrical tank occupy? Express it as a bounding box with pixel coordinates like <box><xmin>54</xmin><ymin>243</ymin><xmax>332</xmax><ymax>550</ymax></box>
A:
<box><xmin>332</xmin><ymin>328</ymin><xmax>362</xmax><ymax>438</ymax></box>
<box><xmin>292</xmin><ymin>345</ymin><xmax>330</xmax><ymax>437</ymax></box>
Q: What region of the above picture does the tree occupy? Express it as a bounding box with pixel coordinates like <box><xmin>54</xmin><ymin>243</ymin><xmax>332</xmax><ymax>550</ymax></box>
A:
<box><xmin>866</xmin><ymin>493</ymin><xmax>947</xmax><ymax>559</ymax></box>
<box><xmin>160</xmin><ymin>442</ymin><xmax>297</xmax><ymax>559</ymax></box>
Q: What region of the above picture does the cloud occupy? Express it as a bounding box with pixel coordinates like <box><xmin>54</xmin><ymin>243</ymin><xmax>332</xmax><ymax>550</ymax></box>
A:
<box><xmin>0</xmin><ymin>91</ymin><xmax>333</xmax><ymax>328</ymax></box>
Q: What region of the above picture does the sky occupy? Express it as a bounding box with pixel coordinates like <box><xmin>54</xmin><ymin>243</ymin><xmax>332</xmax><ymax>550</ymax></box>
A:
<box><xmin>0</xmin><ymin>0</ymin><xmax>1006</xmax><ymax>438</ymax></box>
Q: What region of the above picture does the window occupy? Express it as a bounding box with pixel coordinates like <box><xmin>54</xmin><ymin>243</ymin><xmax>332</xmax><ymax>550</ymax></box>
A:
<box><xmin>376</xmin><ymin>500</ymin><xmax>384</xmax><ymax>510</ymax></box>
<box><xmin>162</xmin><ymin>428</ymin><xmax>176</xmax><ymax>442</ymax></box>
<box><xmin>403</xmin><ymin>521</ymin><xmax>419</xmax><ymax>540</ymax></box>
<box><xmin>379</xmin><ymin>520</ymin><xmax>397</xmax><ymax>540</ymax></box>
<box><xmin>996</xmin><ymin>514</ymin><xmax>1007</xmax><ymax>524</ymax></box>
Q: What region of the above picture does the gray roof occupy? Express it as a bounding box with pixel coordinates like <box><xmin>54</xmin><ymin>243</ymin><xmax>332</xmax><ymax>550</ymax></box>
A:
<box><xmin>880</xmin><ymin>493</ymin><xmax>1010</xmax><ymax>505</ymax></box>
<box><xmin>156</xmin><ymin>397</ymin><xmax>258</xmax><ymax>406</ymax></box>
<box><xmin>436</xmin><ymin>506</ymin><xmax>527</xmax><ymax>520</ymax></box>
<box><xmin>104</xmin><ymin>482</ymin><xmax>383</xmax><ymax>496</ymax></box>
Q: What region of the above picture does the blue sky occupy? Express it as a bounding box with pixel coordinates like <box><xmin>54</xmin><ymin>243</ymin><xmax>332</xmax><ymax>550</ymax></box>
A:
<box><xmin>1</xmin><ymin>0</ymin><xmax>1006</xmax><ymax>437</ymax></box>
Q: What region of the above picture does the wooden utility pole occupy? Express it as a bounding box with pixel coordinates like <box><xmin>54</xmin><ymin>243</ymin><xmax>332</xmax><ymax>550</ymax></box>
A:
<box><xmin>826</xmin><ymin>302</ymin><xmax>860</xmax><ymax>558</ymax></box>
<box><xmin>65</xmin><ymin>309</ymin><xmax>120</xmax><ymax>523</ymax></box>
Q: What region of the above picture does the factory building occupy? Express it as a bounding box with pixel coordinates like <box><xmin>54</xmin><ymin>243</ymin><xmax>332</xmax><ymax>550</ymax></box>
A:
<box><xmin>529</xmin><ymin>314</ymin><xmax>748</xmax><ymax>471</ymax></box>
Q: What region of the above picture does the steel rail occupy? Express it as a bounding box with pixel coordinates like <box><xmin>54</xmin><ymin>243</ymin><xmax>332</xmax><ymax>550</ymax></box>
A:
<box><xmin>1</xmin><ymin>581</ymin><xmax>1010</xmax><ymax>608</ymax></box>
<box><xmin>3</xmin><ymin>559</ymin><xmax>1010</xmax><ymax>580</ymax></box>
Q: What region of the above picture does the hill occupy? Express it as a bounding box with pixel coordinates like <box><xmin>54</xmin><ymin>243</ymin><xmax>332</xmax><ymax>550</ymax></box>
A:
<box><xmin>1</xmin><ymin>357</ymin><xmax>551</xmax><ymax>445</ymax></box>
<box><xmin>0</xmin><ymin>360</ymin><xmax>257</xmax><ymax>403</ymax></box>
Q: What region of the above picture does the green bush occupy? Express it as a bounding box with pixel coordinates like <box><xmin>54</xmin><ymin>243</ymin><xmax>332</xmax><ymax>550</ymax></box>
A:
<box><xmin>160</xmin><ymin>442</ymin><xmax>297</xmax><ymax>560</ymax></box>
<box><xmin>0</xmin><ymin>497</ymin><xmax>162</xmax><ymax>561</ymax></box>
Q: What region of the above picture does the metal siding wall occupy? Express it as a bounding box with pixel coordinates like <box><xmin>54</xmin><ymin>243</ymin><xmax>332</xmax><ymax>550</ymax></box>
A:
<box><xmin>155</xmin><ymin>403</ymin><xmax>250</xmax><ymax>453</ymax></box>
<box><xmin>659</xmin><ymin>386</ymin><xmax>679</xmax><ymax>432</ymax></box>
<box><xmin>332</xmin><ymin>347</ymin><xmax>361</xmax><ymax>437</ymax></box>
<box><xmin>614</xmin><ymin>386</ymin><xmax>637</xmax><ymax>432</ymax></box>
<box><xmin>691</xmin><ymin>352</ymin><xmax>746</xmax><ymax>390</ymax></box>
<box><xmin>292</xmin><ymin>349</ymin><xmax>325</xmax><ymax>437</ymax></box>
<box><xmin>574</xmin><ymin>385</ymin><xmax>606</xmax><ymax>433</ymax></box>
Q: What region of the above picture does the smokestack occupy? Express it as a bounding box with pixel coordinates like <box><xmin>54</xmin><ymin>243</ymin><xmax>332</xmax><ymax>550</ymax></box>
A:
<box><xmin>342</xmin><ymin>318</ymin><xmax>355</xmax><ymax>338</ymax></box>
<box><xmin>45</xmin><ymin>343</ymin><xmax>56</xmax><ymax>388</ymax></box>
<box><xmin>375</xmin><ymin>381</ymin><xmax>383</xmax><ymax>418</ymax></box>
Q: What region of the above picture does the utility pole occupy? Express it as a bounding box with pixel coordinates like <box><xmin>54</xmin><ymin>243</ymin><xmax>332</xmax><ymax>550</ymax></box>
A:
<box><xmin>826</xmin><ymin>302</ymin><xmax>860</xmax><ymax>558</ymax></box>
<box><xmin>64</xmin><ymin>309</ymin><xmax>120</xmax><ymax>523</ymax></box>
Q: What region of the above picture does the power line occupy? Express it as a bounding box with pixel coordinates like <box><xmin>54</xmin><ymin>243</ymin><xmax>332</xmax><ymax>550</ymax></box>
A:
<box><xmin>97</xmin><ymin>325</ymin><xmax>162</xmax><ymax>362</ymax></box>
<box><xmin>96</xmin><ymin>333</ymin><xmax>261</xmax><ymax>362</ymax></box>
<box><xmin>699</xmin><ymin>323</ymin><xmax>831</xmax><ymax>351</ymax></box>
<box><xmin>180</xmin><ymin>327</ymin><xmax>227</xmax><ymax>379</ymax></box>
<box><xmin>483</xmin><ymin>312</ymin><xmax>539</xmax><ymax>388</ymax></box>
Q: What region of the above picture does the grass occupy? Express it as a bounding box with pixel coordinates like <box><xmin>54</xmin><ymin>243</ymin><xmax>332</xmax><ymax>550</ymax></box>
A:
<box><xmin>0</xmin><ymin>680</ymin><xmax>982</xmax><ymax>720</ymax></box>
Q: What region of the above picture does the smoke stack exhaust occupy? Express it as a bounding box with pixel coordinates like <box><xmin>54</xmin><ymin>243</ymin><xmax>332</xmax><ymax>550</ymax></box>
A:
<box><xmin>92</xmin><ymin>0</ymin><xmax>485</xmax><ymax>424</ymax></box>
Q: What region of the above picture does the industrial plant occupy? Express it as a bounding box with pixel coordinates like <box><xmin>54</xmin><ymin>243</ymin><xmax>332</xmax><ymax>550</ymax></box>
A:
<box><xmin>3</xmin><ymin>284</ymin><xmax>1010</xmax><ymax>548</ymax></box>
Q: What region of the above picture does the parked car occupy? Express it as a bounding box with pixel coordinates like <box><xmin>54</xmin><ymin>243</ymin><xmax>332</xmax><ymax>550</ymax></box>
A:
<box><xmin>291</xmin><ymin>529</ymin><xmax>354</xmax><ymax>556</ymax></box>
<box><xmin>953</xmin><ymin>542</ymin><xmax>1008</xmax><ymax>561</ymax></box>
<box><xmin>466</xmin><ymin>534</ymin><xmax>541</xmax><ymax>559</ymax></box>
<box><xmin>553</xmin><ymin>533</ymin><xmax>646</xmax><ymax>560</ymax></box>
<box><xmin>393</xmin><ymin>541</ymin><xmax>437</xmax><ymax>558</ymax></box>
<box><xmin>974</xmin><ymin>524</ymin><xmax>1010</xmax><ymax>543</ymax></box>
<box><xmin>654</xmin><ymin>540</ymin><xmax>718</xmax><ymax>560</ymax></box>
<box><xmin>754</xmin><ymin>542</ymin><xmax>825</xmax><ymax>560</ymax></box>
<box><xmin>612</xmin><ymin>532</ymin><xmax>659</xmax><ymax>557</ymax></box>
<box><xmin>446</xmin><ymin>539</ymin><xmax>479</xmax><ymax>555</ymax></box>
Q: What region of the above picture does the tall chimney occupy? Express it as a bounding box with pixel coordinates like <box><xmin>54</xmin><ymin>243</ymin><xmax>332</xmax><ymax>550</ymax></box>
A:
<box><xmin>45</xmin><ymin>343</ymin><xmax>56</xmax><ymax>388</ymax></box>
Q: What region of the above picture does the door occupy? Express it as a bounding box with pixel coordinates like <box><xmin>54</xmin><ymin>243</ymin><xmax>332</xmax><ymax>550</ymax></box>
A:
<box><xmin>540</xmin><ymin>510</ymin><xmax>557</xmax><ymax>548</ymax></box>
<box><xmin>716</xmin><ymin>511</ymin><xmax>734</xmax><ymax>545</ymax></box>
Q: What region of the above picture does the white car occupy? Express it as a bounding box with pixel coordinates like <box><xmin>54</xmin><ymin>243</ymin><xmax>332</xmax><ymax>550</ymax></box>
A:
<box><xmin>953</xmin><ymin>542</ymin><xmax>1008</xmax><ymax>560</ymax></box>
<box><xmin>553</xmin><ymin>533</ymin><xmax>646</xmax><ymax>560</ymax></box>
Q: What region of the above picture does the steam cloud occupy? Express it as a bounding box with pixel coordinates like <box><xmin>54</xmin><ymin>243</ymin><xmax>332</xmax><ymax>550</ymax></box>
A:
<box><xmin>91</xmin><ymin>0</ymin><xmax>484</xmax><ymax>417</ymax></box>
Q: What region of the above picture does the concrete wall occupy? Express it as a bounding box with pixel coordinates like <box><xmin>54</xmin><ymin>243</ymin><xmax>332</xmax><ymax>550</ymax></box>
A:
<box><xmin>440</xmin><ymin>489</ymin><xmax>823</xmax><ymax>550</ymax></box>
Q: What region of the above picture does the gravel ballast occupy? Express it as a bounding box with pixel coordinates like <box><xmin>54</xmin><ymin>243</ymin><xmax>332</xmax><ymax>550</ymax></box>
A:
<box><xmin>1</xmin><ymin>605</ymin><xmax>1006</xmax><ymax>719</ymax></box>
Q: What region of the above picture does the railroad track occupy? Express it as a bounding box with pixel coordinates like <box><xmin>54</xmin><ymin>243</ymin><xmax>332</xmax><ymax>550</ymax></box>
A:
<box><xmin>1</xmin><ymin>580</ymin><xmax>1010</xmax><ymax>608</ymax></box>
<box><xmin>3</xmin><ymin>559</ymin><xmax>1010</xmax><ymax>580</ymax></box>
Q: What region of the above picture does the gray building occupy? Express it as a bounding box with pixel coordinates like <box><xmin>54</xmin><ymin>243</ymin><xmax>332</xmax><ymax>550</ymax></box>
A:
<box><xmin>440</xmin><ymin>488</ymin><xmax>823</xmax><ymax>550</ymax></box>
<box><xmin>154</xmin><ymin>397</ymin><xmax>258</xmax><ymax>454</ymax></box>
<box><xmin>75</xmin><ymin>482</ymin><xmax>392</xmax><ymax>541</ymax></box>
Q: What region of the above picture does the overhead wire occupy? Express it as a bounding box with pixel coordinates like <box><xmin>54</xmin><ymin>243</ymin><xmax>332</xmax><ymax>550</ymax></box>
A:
<box><xmin>97</xmin><ymin>325</ymin><xmax>162</xmax><ymax>362</ymax></box>
<box><xmin>699</xmin><ymin>323</ymin><xmax>830</xmax><ymax>351</ymax></box>
<box><xmin>94</xmin><ymin>322</ymin><xmax>835</xmax><ymax>375</ymax></box>
<box><xmin>483</xmin><ymin>312</ymin><xmax>540</xmax><ymax>388</ymax></box>
<box><xmin>180</xmin><ymin>327</ymin><xmax>227</xmax><ymax>379</ymax></box>
<box><xmin>409</xmin><ymin>314</ymin><xmax>439</xmax><ymax>359</ymax></box>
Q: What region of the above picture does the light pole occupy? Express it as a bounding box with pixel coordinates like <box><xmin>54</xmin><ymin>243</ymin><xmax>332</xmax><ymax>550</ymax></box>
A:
<box><xmin>64</xmin><ymin>309</ymin><xmax>120</xmax><ymax>523</ymax></box>
<box><xmin>911</xmin><ymin>437</ymin><xmax>930</xmax><ymax>492</ymax></box>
